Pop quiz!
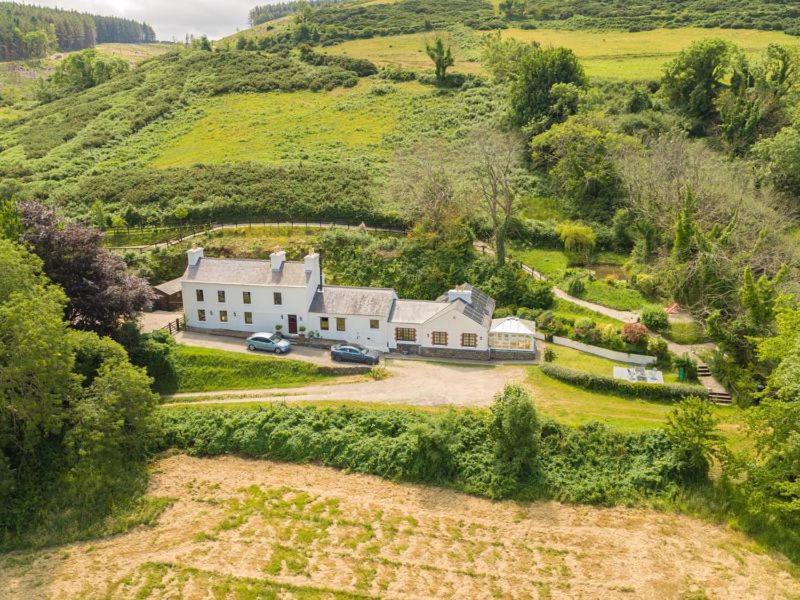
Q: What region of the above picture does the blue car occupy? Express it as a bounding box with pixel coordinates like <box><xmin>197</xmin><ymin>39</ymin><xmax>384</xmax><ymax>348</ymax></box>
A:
<box><xmin>331</xmin><ymin>343</ymin><xmax>380</xmax><ymax>365</ymax></box>
<box><xmin>246</xmin><ymin>332</ymin><xmax>291</xmax><ymax>355</ymax></box>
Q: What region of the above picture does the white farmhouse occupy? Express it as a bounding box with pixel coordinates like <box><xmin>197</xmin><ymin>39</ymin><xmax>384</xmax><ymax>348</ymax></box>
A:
<box><xmin>181</xmin><ymin>248</ymin><xmax>535</xmax><ymax>360</ymax></box>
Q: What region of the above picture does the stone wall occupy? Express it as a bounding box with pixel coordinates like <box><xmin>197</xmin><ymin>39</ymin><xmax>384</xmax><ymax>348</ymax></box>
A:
<box><xmin>419</xmin><ymin>346</ymin><xmax>491</xmax><ymax>361</ymax></box>
<box><xmin>490</xmin><ymin>348</ymin><xmax>537</xmax><ymax>362</ymax></box>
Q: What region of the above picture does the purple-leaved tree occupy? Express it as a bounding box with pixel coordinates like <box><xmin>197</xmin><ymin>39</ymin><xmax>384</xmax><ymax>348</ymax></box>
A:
<box><xmin>19</xmin><ymin>201</ymin><xmax>154</xmax><ymax>335</ymax></box>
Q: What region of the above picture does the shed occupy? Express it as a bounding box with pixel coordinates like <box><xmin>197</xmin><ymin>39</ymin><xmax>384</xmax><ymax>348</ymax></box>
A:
<box><xmin>489</xmin><ymin>316</ymin><xmax>536</xmax><ymax>351</ymax></box>
<box><xmin>153</xmin><ymin>277</ymin><xmax>183</xmax><ymax>311</ymax></box>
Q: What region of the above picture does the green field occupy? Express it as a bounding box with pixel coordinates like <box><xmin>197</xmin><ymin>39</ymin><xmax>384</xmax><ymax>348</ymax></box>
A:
<box><xmin>326</xmin><ymin>27</ymin><xmax>800</xmax><ymax>80</ymax></box>
<box><xmin>149</xmin><ymin>80</ymin><xmax>457</xmax><ymax>168</ymax></box>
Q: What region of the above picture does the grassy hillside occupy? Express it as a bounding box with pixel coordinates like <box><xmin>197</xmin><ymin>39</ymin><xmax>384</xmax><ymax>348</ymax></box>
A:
<box><xmin>148</xmin><ymin>79</ymin><xmax>492</xmax><ymax>169</ymax></box>
<box><xmin>0</xmin><ymin>43</ymin><xmax>172</xmax><ymax>102</ymax></box>
<box><xmin>326</xmin><ymin>27</ymin><xmax>800</xmax><ymax>80</ymax></box>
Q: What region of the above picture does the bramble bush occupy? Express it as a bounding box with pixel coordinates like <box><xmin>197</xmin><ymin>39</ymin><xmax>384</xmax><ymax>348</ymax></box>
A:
<box><xmin>159</xmin><ymin>385</ymin><xmax>696</xmax><ymax>504</ymax></box>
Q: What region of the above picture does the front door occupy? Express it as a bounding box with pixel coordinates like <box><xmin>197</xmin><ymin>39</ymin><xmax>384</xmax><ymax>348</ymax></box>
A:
<box><xmin>288</xmin><ymin>315</ymin><xmax>298</xmax><ymax>334</ymax></box>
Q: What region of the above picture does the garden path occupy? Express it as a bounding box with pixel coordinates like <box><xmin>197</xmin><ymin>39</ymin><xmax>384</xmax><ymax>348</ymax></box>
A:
<box><xmin>474</xmin><ymin>242</ymin><xmax>729</xmax><ymax>397</ymax></box>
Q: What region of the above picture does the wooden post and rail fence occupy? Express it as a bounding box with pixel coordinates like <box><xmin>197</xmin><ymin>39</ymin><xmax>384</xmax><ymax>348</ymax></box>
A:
<box><xmin>104</xmin><ymin>218</ymin><xmax>409</xmax><ymax>252</ymax></box>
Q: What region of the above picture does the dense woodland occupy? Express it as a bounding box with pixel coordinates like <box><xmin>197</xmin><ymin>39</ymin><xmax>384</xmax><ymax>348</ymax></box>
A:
<box><xmin>0</xmin><ymin>2</ymin><xmax>156</xmax><ymax>60</ymax></box>
<box><xmin>1</xmin><ymin>0</ymin><xmax>800</xmax><ymax>573</ymax></box>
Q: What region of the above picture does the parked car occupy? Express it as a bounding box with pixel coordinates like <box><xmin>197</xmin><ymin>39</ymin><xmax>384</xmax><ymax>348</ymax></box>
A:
<box><xmin>246</xmin><ymin>332</ymin><xmax>291</xmax><ymax>354</ymax></box>
<box><xmin>331</xmin><ymin>343</ymin><xmax>380</xmax><ymax>365</ymax></box>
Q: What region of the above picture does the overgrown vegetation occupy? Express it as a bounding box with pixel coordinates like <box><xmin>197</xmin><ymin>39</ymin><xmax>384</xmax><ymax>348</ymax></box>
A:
<box><xmin>159</xmin><ymin>385</ymin><xmax>701</xmax><ymax>503</ymax></box>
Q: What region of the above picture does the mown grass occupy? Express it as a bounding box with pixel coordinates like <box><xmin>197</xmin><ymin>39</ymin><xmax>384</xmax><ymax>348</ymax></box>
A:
<box><xmin>664</xmin><ymin>321</ymin><xmax>710</xmax><ymax>345</ymax></box>
<box><xmin>166</xmin><ymin>345</ymin><xmax>338</xmax><ymax>394</ymax></box>
<box><xmin>509</xmin><ymin>245</ymin><xmax>649</xmax><ymax>311</ymax></box>
<box><xmin>549</xmin><ymin>344</ymin><xmax>680</xmax><ymax>383</ymax></box>
<box><xmin>324</xmin><ymin>27</ymin><xmax>800</xmax><ymax>81</ymax></box>
<box><xmin>526</xmin><ymin>366</ymin><xmax>746</xmax><ymax>448</ymax></box>
<box><xmin>551</xmin><ymin>298</ymin><xmax>623</xmax><ymax>328</ymax></box>
<box><xmin>0</xmin><ymin>496</ymin><xmax>175</xmax><ymax>553</ymax></box>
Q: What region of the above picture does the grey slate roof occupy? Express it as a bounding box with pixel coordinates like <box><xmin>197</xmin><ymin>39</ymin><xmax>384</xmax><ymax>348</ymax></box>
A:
<box><xmin>154</xmin><ymin>277</ymin><xmax>183</xmax><ymax>296</ymax></box>
<box><xmin>309</xmin><ymin>286</ymin><xmax>396</xmax><ymax>317</ymax></box>
<box><xmin>182</xmin><ymin>258</ymin><xmax>311</xmax><ymax>287</ymax></box>
<box><xmin>436</xmin><ymin>284</ymin><xmax>496</xmax><ymax>328</ymax></box>
<box><xmin>388</xmin><ymin>300</ymin><xmax>447</xmax><ymax>324</ymax></box>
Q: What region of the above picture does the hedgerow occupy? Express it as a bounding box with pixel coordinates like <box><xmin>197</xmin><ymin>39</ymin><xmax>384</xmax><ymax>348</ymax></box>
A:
<box><xmin>158</xmin><ymin>389</ymin><xmax>690</xmax><ymax>504</ymax></box>
<box><xmin>539</xmin><ymin>363</ymin><xmax>709</xmax><ymax>400</ymax></box>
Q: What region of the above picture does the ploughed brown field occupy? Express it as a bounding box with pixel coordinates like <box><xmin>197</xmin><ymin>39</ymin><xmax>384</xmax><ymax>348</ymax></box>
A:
<box><xmin>1</xmin><ymin>454</ymin><xmax>797</xmax><ymax>599</ymax></box>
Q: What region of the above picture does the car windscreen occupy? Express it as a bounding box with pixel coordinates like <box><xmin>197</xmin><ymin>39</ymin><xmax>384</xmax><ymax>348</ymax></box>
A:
<box><xmin>270</xmin><ymin>334</ymin><xmax>281</xmax><ymax>342</ymax></box>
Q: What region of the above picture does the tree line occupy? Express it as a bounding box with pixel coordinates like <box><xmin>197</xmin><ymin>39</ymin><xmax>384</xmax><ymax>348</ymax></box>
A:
<box><xmin>0</xmin><ymin>2</ymin><xmax>156</xmax><ymax>61</ymax></box>
<box><xmin>248</xmin><ymin>0</ymin><xmax>344</xmax><ymax>27</ymax></box>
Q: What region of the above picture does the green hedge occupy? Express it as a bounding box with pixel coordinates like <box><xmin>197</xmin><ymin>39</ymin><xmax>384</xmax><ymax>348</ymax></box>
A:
<box><xmin>539</xmin><ymin>363</ymin><xmax>709</xmax><ymax>401</ymax></box>
<box><xmin>158</xmin><ymin>399</ymin><xmax>691</xmax><ymax>504</ymax></box>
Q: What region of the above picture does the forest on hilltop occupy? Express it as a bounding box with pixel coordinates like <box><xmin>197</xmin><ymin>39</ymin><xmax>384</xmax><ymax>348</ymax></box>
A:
<box><xmin>0</xmin><ymin>2</ymin><xmax>156</xmax><ymax>61</ymax></box>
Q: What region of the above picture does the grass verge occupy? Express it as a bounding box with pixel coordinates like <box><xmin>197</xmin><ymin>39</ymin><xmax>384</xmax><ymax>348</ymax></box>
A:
<box><xmin>164</xmin><ymin>345</ymin><xmax>340</xmax><ymax>394</ymax></box>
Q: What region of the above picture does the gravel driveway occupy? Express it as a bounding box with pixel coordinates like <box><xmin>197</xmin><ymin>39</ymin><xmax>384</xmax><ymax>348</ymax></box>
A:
<box><xmin>168</xmin><ymin>331</ymin><xmax>527</xmax><ymax>406</ymax></box>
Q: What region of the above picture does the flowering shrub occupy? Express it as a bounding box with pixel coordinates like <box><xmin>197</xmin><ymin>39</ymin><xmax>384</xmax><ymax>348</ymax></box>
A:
<box><xmin>622</xmin><ymin>322</ymin><xmax>649</xmax><ymax>345</ymax></box>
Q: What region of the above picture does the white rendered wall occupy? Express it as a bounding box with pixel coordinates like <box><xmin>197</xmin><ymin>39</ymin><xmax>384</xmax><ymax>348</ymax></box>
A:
<box><xmin>308</xmin><ymin>312</ymin><xmax>389</xmax><ymax>351</ymax></box>
<box><xmin>182</xmin><ymin>282</ymin><xmax>312</xmax><ymax>334</ymax></box>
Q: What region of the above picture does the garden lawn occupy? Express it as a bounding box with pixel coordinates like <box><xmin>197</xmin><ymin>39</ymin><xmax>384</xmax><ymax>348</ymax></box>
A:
<box><xmin>550</xmin><ymin>345</ymin><xmax>680</xmax><ymax>383</ymax></box>
<box><xmin>167</xmin><ymin>345</ymin><xmax>337</xmax><ymax>394</ymax></box>
<box><xmin>526</xmin><ymin>367</ymin><xmax>746</xmax><ymax>449</ymax></box>
<box><xmin>664</xmin><ymin>321</ymin><xmax>709</xmax><ymax>345</ymax></box>
<box><xmin>551</xmin><ymin>298</ymin><xmax>623</xmax><ymax>328</ymax></box>
<box><xmin>508</xmin><ymin>246</ymin><xmax>650</xmax><ymax>311</ymax></box>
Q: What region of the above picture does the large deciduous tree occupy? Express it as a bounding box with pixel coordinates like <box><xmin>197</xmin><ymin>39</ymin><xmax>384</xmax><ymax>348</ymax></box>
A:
<box><xmin>484</xmin><ymin>42</ymin><xmax>586</xmax><ymax>131</ymax></box>
<box><xmin>19</xmin><ymin>201</ymin><xmax>154</xmax><ymax>336</ymax></box>
<box><xmin>662</xmin><ymin>39</ymin><xmax>733</xmax><ymax>126</ymax></box>
<box><xmin>465</xmin><ymin>128</ymin><xmax>525</xmax><ymax>265</ymax></box>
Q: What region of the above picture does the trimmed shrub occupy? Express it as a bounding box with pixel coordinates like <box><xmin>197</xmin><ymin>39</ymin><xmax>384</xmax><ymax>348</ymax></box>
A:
<box><xmin>539</xmin><ymin>363</ymin><xmax>709</xmax><ymax>401</ymax></box>
<box><xmin>641</xmin><ymin>305</ymin><xmax>669</xmax><ymax>332</ymax></box>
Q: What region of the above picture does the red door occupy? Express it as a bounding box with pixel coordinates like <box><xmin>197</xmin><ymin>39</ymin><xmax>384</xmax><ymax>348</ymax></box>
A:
<box><xmin>288</xmin><ymin>315</ymin><xmax>298</xmax><ymax>334</ymax></box>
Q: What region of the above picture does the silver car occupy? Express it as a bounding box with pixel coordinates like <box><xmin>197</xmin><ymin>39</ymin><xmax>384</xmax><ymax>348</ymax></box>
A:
<box><xmin>246</xmin><ymin>332</ymin><xmax>291</xmax><ymax>354</ymax></box>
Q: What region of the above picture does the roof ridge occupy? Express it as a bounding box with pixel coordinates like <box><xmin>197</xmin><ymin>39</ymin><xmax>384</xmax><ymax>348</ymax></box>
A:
<box><xmin>200</xmin><ymin>257</ymin><xmax>304</xmax><ymax>265</ymax></box>
<box><xmin>322</xmin><ymin>284</ymin><xmax>396</xmax><ymax>293</ymax></box>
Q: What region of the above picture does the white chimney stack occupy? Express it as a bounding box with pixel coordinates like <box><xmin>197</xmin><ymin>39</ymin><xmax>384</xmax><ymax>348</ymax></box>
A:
<box><xmin>304</xmin><ymin>252</ymin><xmax>320</xmax><ymax>273</ymax></box>
<box><xmin>187</xmin><ymin>247</ymin><xmax>204</xmax><ymax>267</ymax></box>
<box><xmin>447</xmin><ymin>289</ymin><xmax>472</xmax><ymax>305</ymax></box>
<box><xmin>270</xmin><ymin>250</ymin><xmax>286</xmax><ymax>271</ymax></box>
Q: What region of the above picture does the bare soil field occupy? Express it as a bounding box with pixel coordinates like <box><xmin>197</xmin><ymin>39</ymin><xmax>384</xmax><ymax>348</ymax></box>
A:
<box><xmin>1</xmin><ymin>455</ymin><xmax>797</xmax><ymax>599</ymax></box>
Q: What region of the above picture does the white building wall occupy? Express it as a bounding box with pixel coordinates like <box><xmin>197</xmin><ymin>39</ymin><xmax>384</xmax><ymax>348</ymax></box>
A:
<box><xmin>309</xmin><ymin>312</ymin><xmax>389</xmax><ymax>351</ymax></box>
<box><xmin>182</xmin><ymin>282</ymin><xmax>312</xmax><ymax>334</ymax></box>
<box><xmin>387</xmin><ymin>309</ymin><xmax>489</xmax><ymax>351</ymax></box>
<box><xmin>422</xmin><ymin>308</ymin><xmax>489</xmax><ymax>350</ymax></box>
